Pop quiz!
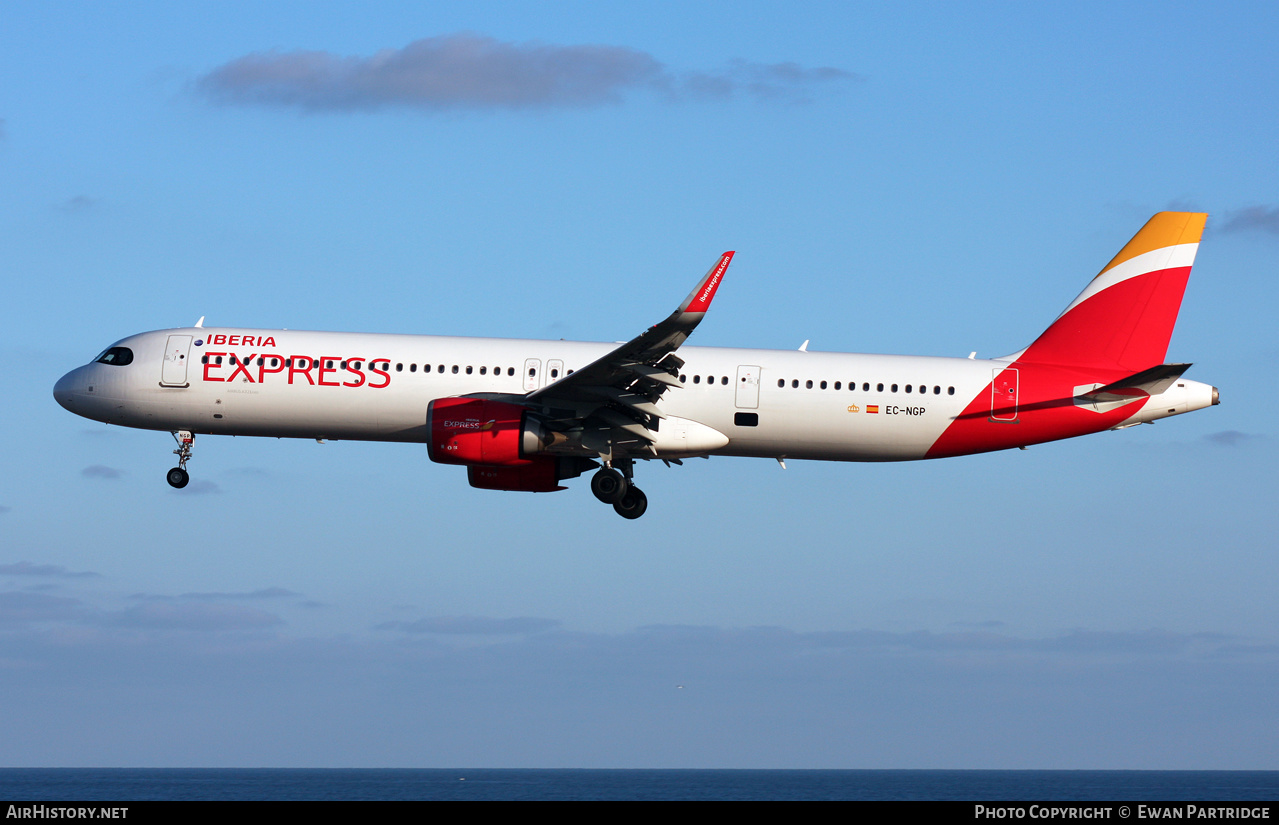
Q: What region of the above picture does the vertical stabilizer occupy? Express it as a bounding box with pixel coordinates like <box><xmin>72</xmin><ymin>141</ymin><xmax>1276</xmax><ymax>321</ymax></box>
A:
<box><xmin>1018</xmin><ymin>212</ymin><xmax>1206</xmax><ymax>372</ymax></box>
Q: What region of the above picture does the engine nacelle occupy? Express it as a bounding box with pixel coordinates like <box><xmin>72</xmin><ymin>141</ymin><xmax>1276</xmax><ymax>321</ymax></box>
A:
<box><xmin>467</xmin><ymin>456</ymin><xmax>599</xmax><ymax>492</ymax></box>
<box><xmin>467</xmin><ymin>459</ymin><xmax>563</xmax><ymax>492</ymax></box>
<box><xmin>427</xmin><ymin>397</ymin><xmax>550</xmax><ymax>467</ymax></box>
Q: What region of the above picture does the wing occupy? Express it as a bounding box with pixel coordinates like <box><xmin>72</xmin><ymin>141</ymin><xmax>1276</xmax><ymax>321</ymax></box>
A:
<box><xmin>523</xmin><ymin>251</ymin><xmax>734</xmax><ymax>455</ymax></box>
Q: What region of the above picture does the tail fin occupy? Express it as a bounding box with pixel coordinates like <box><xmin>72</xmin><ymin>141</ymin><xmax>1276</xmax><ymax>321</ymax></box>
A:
<box><xmin>1018</xmin><ymin>212</ymin><xmax>1207</xmax><ymax>372</ymax></box>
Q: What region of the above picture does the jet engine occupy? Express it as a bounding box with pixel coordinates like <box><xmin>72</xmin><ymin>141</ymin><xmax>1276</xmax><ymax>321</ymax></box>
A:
<box><xmin>427</xmin><ymin>397</ymin><xmax>551</xmax><ymax>466</ymax></box>
<box><xmin>427</xmin><ymin>398</ymin><xmax>598</xmax><ymax>492</ymax></box>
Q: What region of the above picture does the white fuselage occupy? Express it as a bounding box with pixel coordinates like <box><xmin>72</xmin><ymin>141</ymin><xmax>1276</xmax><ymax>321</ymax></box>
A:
<box><xmin>53</xmin><ymin>326</ymin><xmax>1213</xmax><ymax>464</ymax></box>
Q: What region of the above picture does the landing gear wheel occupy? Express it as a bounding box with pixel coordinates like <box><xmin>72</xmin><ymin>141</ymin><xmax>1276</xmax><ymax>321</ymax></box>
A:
<box><xmin>168</xmin><ymin>430</ymin><xmax>194</xmax><ymax>489</ymax></box>
<box><xmin>612</xmin><ymin>486</ymin><xmax>648</xmax><ymax>520</ymax></box>
<box><xmin>591</xmin><ymin>468</ymin><xmax>629</xmax><ymax>504</ymax></box>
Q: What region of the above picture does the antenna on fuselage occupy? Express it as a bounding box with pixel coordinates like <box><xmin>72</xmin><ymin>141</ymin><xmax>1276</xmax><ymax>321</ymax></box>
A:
<box><xmin>194</xmin><ymin>316</ymin><xmax>205</xmax><ymax>328</ymax></box>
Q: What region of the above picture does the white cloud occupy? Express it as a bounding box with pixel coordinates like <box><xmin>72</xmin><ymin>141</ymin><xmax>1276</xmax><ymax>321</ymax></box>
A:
<box><xmin>196</xmin><ymin>34</ymin><xmax>855</xmax><ymax>112</ymax></box>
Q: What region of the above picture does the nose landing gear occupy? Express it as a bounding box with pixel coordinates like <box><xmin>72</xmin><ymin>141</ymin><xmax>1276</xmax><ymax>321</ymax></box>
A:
<box><xmin>167</xmin><ymin>430</ymin><xmax>194</xmax><ymax>489</ymax></box>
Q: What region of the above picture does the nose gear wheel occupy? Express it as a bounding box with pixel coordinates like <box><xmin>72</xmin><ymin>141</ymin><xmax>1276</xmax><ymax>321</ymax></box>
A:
<box><xmin>167</xmin><ymin>430</ymin><xmax>194</xmax><ymax>489</ymax></box>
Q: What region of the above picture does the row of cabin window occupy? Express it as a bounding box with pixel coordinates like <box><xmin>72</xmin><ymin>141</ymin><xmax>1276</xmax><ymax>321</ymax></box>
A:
<box><xmin>776</xmin><ymin>378</ymin><xmax>956</xmax><ymax>395</ymax></box>
<box><xmin>194</xmin><ymin>356</ymin><xmax>955</xmax><ymax>397</ymax></box>
<box><xmin>199</xmin><ymin>355</ymin><xmax>566</xmax><ymax>379</ymax></box>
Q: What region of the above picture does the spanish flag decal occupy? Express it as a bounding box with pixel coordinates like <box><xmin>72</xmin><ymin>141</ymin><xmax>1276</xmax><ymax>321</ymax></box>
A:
<box><xmin>866</xmin><ymin>405</ymin><xmax>880</xmax><ymax>414</ymax></box>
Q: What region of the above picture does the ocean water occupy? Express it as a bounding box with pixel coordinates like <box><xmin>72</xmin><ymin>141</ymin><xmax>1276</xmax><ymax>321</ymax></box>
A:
<box><xmin>1</xmin><ymin>769</ymin><xmax>1277</xmax><ymax>801</ymax></box>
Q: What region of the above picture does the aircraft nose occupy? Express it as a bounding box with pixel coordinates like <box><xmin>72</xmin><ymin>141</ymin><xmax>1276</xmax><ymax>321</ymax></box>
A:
<box><xmin>53</xmin><ymin>369</ymin><xmax>79</xmax><ymax>412</ymax></box>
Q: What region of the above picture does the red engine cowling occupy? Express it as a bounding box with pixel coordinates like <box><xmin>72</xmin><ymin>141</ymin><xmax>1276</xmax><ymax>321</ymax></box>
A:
<box><xmin>427</xmin><ymin>397</ymin><xmax>548</xmax><ymax>467</ymax></box>
<box><xmin>467</xmin><ymin>459</ymin><xmax>563</xmax><ymax>493</ymax></box>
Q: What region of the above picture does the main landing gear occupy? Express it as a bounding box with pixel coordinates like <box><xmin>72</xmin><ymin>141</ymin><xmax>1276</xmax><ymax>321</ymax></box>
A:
<box><xmin>590</xmin><ymin>464</ymin><xmax>648</xmax><ymax>519</ymax></box>
<box><xmin>167</xmin><ymin>430</ymin><xmax>194</xmax><ymax>489</ymax></box>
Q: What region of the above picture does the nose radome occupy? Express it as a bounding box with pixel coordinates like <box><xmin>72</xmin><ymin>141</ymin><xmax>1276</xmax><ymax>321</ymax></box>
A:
<box><xmin>53</xmin><ymin>370</ymin><xmax>78</xmax><ymax>411</ymax></box>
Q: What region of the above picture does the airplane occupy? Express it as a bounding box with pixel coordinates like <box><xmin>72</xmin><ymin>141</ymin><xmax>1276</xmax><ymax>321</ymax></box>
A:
<box><xmin>54</xmin><ymin>212</ymin><xmax>1218</xmax><ymax>519</ymax></box>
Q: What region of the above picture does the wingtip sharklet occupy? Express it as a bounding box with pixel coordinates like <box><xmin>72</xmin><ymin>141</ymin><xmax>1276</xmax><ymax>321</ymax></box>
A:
<box><xmin>680</xmin><ymin>251</ymin><xmax>734</xmax><ymax>314</ymax></box>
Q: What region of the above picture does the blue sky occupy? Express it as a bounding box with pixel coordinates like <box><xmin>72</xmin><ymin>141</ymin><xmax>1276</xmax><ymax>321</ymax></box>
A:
<box><xmin>2</xmin><ymin>1</ymin><xmax>1277</xmax><ymax>768</ymax></box>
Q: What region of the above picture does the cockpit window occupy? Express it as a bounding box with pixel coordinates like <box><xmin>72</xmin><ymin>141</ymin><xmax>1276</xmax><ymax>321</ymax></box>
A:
<box><xmin>94</xmin><ymin>347</ymin><xmax>134</xmax><ymax>366</ymax></box>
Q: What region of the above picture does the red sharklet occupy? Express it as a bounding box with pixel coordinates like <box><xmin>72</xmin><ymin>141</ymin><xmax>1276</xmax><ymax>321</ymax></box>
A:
<box><xmin>684</xmin><ymin>251</ymin><xmax>734</xmax><ymax>314</ymax></box>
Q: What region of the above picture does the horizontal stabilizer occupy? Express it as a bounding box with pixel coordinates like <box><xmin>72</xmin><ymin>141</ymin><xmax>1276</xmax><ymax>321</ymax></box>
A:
<box><xmin>1077</xmin><ymin>363</ymin><xmax>1191</xmax><ymax>403</ymax></box>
